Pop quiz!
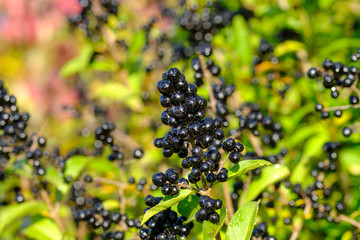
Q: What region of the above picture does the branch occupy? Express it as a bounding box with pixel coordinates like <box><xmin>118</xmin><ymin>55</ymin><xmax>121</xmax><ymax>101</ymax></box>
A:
<box><xmin>323</xmin><ymin>104</ymin><xmax>360</xmax><ymax>112</ymax></box>
<box><xmin>40</xmin><ymin>190</ymin><xmax>65</xmax><ymax>233</ymax></box>
<box><xmin>338</xmin><ymin>214</ymin><xmax>360</xmax><ymax>229</ymax></box>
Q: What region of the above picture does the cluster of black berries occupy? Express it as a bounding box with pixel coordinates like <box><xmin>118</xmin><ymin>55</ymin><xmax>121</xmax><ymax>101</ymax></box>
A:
<box><xmin>68</xmin><ymin>0</ymin><xmax>120</xmax><ymax>41</ymax></box>
<box><xmin>251</xmin><ymin>39</ymin><xmax>301</xmax><ymax>98</ymax></box>
<box><xmin>285</xmin><ymin>142</ymin><xmax>344</xmax><ymax>222</ymax></box>
<box><xmin>0</xmin><ymin>80</ymin><xmax>49</xmax><ymax>182</ymax></box>
<box><xmin>75</xmin><ymin>200</ymin><xmax>141</xmax><ymax>239</ymax></box>
<box><xmin>155</xmin><ymin>67</ymin><xmax>227</xmax><ymax>158</ymax></box>
<box><xmin>308</xmin><ymin>49</ymin><xmax>360</xmax><ymax>137</ymax></box>
<box><xmin>235</xmin><ymin>102</ymin><xmax>283</xmax><ymax>148</ymax></box>
<box><xmin>191</xmin><ymin>45</ymin><xmax>222</xmax><ymax>85</ymax></box>
<box><xmin>94</xmin><ymin>122</ymin><xmax>144</xmax><ymax>161</ymax></box>
<box><xmin>251</xmin><ymin>222</ymin><xmax>276</xmax><ymax>240</ymax></box>
<box><xmin>178</xmin><ymin>1</ymin><xmax>233</xmax><ymax>47</ymax></box>
<box><xmin>195</xmin><ymin>195</ymin><xmax>222</xmax><ymax>224</ymax></box>
<box><xmin>191</xmin><ymin>45</ymin><xmax>236</xmax><ymax>119</ymax></box>
<box><xmin>152</xmin><ymin>168</ymin><xmax>180</xmax><ymax>196</ymax></box>
<box><xmin>140</xmin><ymin>195</ymin><xmax>194</xmax><ymax>240</ymax></box>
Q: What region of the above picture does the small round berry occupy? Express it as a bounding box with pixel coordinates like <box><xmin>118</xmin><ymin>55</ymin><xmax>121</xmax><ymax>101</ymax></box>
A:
<box><xmin>342</xmin><ymin>127</ymin><xmax>352</xmax><ymax>137</ymax></box>
<box><xmin>314</xmin><ymin>103</ymin><xmax>323</xmax><ymax>112</ymax></box>
<box><xmin>349</xmin><ymin>95</ymin><xmax>359</xmax><ymax>105</ymax></box>
<box><xmin>307</xmin><ymin>68</ymin><xmax>320</xmax><ymax>78</ymax></box>
<box><xmin>229</xmin><ymin>151</ymin><xmax>241</xmax><ymax>164</ymax></box>
<box><xmin>152</xmin><ymin>172</ymin><xmax>167</xmax><ymax>187</ymax></box>
<box><xmin>208</xmin><ymin>212</ymin><xmax>220</xmax><ymax>224</ymax></box>
<box><xmin>222</xmin><ymin>138</ymin><xmax>235</xmax><ymax>152</ymax></box>
<box><xmin>201</xmin><ymin>45</ymin><xmax>212</xmax><ymax>57</ymax></box>
<box><xmin>334</xmin><ymin>109</ymin><xmax>342</xmax><ymax>118</ymax></box>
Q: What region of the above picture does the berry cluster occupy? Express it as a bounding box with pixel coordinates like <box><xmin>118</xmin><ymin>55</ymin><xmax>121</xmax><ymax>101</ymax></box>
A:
<box><xmin>251</xmin><ymin>39</ymin><xmax>302</xmax><ymax>98</ymax></box>
<box><xmin>0</xmin><ymin>80</ymin><xmax>48</xmax><ymax>182</ymax></box>
<box><xmin>235</xmin><ymin>102</ymin><xmax>283</xmax><ymax>149</ymax></box>
<box><xmin>152</xmin><ymin>168</ymin><xmax>180</xmax><ymax>196</ymax></box>
<box><xmin>195</xmin><ymin>195</ymin><xmax>222</xmax><ymax>224</ymax></box>
<box><xmin>285</xmin><ymin>142</ymin><xmax>344</xmax><ymax>222</ymax></box>
<box><xmin>68</xmin><ymin>0</ymin><xmax>120</xmax><ymax>41</ymax></box>
<box><xmin>308</xmin><ymin>49</ymin><xmax>360</xmax><ymax>137</ymax></box>
<box><xmin>76</xmin><ymin>200</ymin><xmax>141</xmax><ymax>239</ymax></box>
<box><xmin>155</xmin><ymin>67</ymin><xmax>227</xmax><ymax>158</ymax></box>
<box><xmin>140</xmin><ymin>195</ymin><xmax>194</xmax><ymax>240</ymax></box>
<box><xmin>179</xmin><ymin>1</ymin><xmax>233</xmax><ymax>47</ymax></box>
<box><xmin>251</xmin><ymin>222</ymin><xmax>276</xmax><ymax>240</ymax></box>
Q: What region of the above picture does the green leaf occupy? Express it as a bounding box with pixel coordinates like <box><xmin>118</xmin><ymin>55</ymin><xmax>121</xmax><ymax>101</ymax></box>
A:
<box><xmin>93</xmin><ymin>82</ymin><xmax>134</xmax><ymax>101</ymax></box>
<box><xmin>203</xmin><ymin>207</ymin><xmax>227</xmax><ymax>240</ymax></box>
<box><xmin>226</xmin><ymin>201</ymin><xmax>260</xmax><ymax>240</ymax></box>
<box><xmin>44</xmin><ymin>166</ymin><xmax>69</xmax><ymax>194</ymax></box>
<box><xmin>64</xmin><ymin>155</ymin><xmax>90</xmax><ymax>179</ymax></box>
<box><xmin>339</xmin><ymin>147</ymin><xmax>360</xmax><ymax>176</ymax></box>
<box><xmin>228</xmin><ymin>160</ymin><xmax>272</xmax><ymax>179</ymax></box>
<box><xmin>0</xmin><ymin>201</ymin><xmax>48</xmax><ymax>233</ymax></box>
<box><xmin>245</xmin><ymin>165</ymin><xmax>290</xmax><ymax>202</ymax></box>
<box><xmin>60</xmin><ymin>44</ymin><xmax>93</xmax><ymax>78</ymax></box>
<box><xmin>178</xmin><ymin>194</ymin><xmax>200</xmax><ymax>222</ymax></box>
<box><xmin>22</xmin><ymin>218</ymin><xmax>62</xmax><ymax>240</ymax></box>
<box><xmin>103</xmin><ymin>199</ymin><xmax>120</xmax><ymax>210</ymax></box>
<box><xmin>141</xmin><ymin>190</ymin><xmax>194</xmax><ymax>225</ymax></box>
<box><xmin>274</xmin><ymin>40</ymin><xmax>306</xmax><ymax>56</ymax></box>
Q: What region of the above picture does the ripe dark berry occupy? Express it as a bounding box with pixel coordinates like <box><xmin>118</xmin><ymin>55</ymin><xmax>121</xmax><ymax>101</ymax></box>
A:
<box><xmin>208</xmin><ymin>212</ymin><xmax>220</xmax><ymax>224</ymax></box>
<box><xmin>314</xmin><ymin>103</ymin><xmax>323</xmax><ymax>112</ymax></box>
<box><xmin>201</xmin><ymin>45</ymin><xmax>212</xmax><ymax>57</ymax></box>
<box><xmin>336</xmin><ymin>202</ymin><xmax>345</xmax><ymax>212</ymax></box>
<box><xmin>307</xmin><ymin>67</ymin><xmax>320</xmax><ymax>78</ymax></box>
<box><xmin>222</xmin><ymin>138</ymin><xmax>236</xmax><ymax>152</ymax></box>
<box><xmin>133</xmin><ymin>148</ymin><xmax>144</xmax><ymax>159</ymax></box>
<box><xmin>165</xmin><ymin>168</ymin><xmax>179</xmax><ymax>184</ymax></box>
<box><xmin>342</xmin><ymin>127</ymin><xmax>352</xmax><ymax>137</ymax></box>
<box><xmin>161</xmin><ymin>183</ymin><xmax>173</xmax><ymax>196</ymax></box>
<box><xmin>229</xmin><ymin>151</ymin><xmax>241</xmax><ymax>163</ymax></box>
<box><xmin>217</xmin><ymin>172</ymin><xmax>228</xmax><ymax>182</ymax></box>
<box><xmin>349</xmin><ymin>95</ymin><xmax>359</xmax><ymax>104</ymax></box>
<box><xmin>152</xmin><ymin>172</ymin><xmax>167</xmax><ymax>187</ymax></box>
<box><xmin>334</xmin><ymin>109</ymin><xmax>342</xmax><ymax>117</ymax></box>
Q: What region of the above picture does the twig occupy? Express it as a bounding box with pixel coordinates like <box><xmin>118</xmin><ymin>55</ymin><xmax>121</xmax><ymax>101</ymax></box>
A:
<box><xmin>323</xmin><ymin>104</ymin><xmax>360</xmax><ymax>112</ymax></box>
<box><xmin>289</xmin><ymin>219</ymin><xmax>303</xmax><ymax>240</ymax></box>
<box><xmin>248</xmin><ymin>133</ymin><xmax>263</xmax><ymax>157</ymax></box>
<box><xmin>199</xmin><ymin>55</ymin><xmax>217</xmax><ymax>115</ymax></box>
<box><xmin>222</xmin><ymin>181</ymin><xmax>235</xmax><ymax>219</ymax></box>
<box><xmin>239</xmin><ymin>173</ymin><xmax>252</xmax><ymax>206</ymax></box>
<box><xmin>40</xmin><ymin>190</ymin><xmax>65</xmax><ymax>233</ymax></box>
<box><xmin>113</xmin><ymin>129</ymin><xmax>140</xmax><ymax>149</ymax></box>
<box><xmin>178</xmin><ymin>183</ymin><xmax>201</xmax><ymax>192</ymax></box>
<box><xmin>95</xmin><ymin>177</ymin><xmax>126</xmax><ymax>188</ymax></box>
<box><xmin>338</xmin><ymin>214</ymin><xmax>360</xmax><ymax>229</ymax></box>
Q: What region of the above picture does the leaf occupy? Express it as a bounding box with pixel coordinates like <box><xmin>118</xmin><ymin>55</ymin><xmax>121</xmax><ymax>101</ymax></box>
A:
<box><xmin>226</xmin><ymin>201</ymin><xmax>260</xmax><ymax>240</ymax></box>
<box><xmin>44</xmin><ymin>166</ymin><xmax>69</xmax><ymax>194</ymax></box>
<box><xmin>228</xmin><ymin>160</ymin><xmax>272</xmax><ymax>179</ymax></box>
<box><xmin>64</xmin><ymin>155</ymin><xmax>89</xmax><ymax>179</ymax></box>
<box><xmin>141</xmin><ymin>189</ymin><xmax>194</xmax><ymax>225</ymax></box>
<box><xmin>0</xmin><ymin>201</ymin><xmax>48</xmax><ymax>233</ymax></box>
<box><xmin>60</xmin><ymin>44</ymin><xmax>93</xmax><ymax>78</ymax></box>
<box><xmin>103</xmin><ymin>199</ymin><xmax>120</xmax><ymax>210</ymax></box>
<box><xmin>274</xmin><ymin>40</ymin><xmax>306</xmax><ymax>56</ymax></box>
<box><xmin>203</xmin><ymin>207</ymin><xmax>227</xmax><ymax>240</ymax></box>
<box><xmin>178</xmin><ymin>194</ymin><xmax>200</xmax><ymax>221</ymax></box>
<box><xmin>245</xmin><ymin>165</ymin><xmax>290</xmax><ymax>202</ymax></box>
<box><xmin>22</xmin><ymin>218</ymin><xmax>62</xmax><ymax>240</ymax></box>
<box><xmin>92</xmin><ymin>82</ymin><xmax>134</xmax><ymax>101</ymax></box>
<box><xmin>339</xmin><ymin>147</ymin><xmax>360</xmax><ymax>176</ymax></box>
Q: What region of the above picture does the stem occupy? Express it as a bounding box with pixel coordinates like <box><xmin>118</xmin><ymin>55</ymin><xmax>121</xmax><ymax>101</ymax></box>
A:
<box><xmin>222</xmin><ymin>181</ymin><xmax>235</xmax><ymax>219</ymax></box>
<box><xmin>200</xmin><ymin>174</ymin><xmax>209</xmax><ymax>191</ymax></box>
<box><xmin>338</xmin><ymin>214</ymin><xmax>360</xmax><ymax>229</ymax></box>
<box><xmin>323</xmin><ymin>104</ymin><xmax>360</xmax><ymax>112</ymax></box>
<box><xmin>239</xmin><ymin>173</ymin><xmax>252</xmax><ymax>206</ymax></box>
<box><xmin>95</xmin><ymin>177</ymin><xmax>126</xmax><ymax>188</ymax></box>
<box><xmin>178</xmin><ymin>183</ymin><xmax>201</xmax><ymax>192</ymax></box>
<box><xmin>40</xmin><ymin>190</ymin><xmax>65</xmax><ymax>233</ymax></box>
<box><xmin>248</xmin><ymin>133</ymin><xmax>263</xmax><ymax>157</ymax></box>
<box><xmin>199</xmin><ymin>55</ymin><xmax>217</xmax><ymax>115</ymax></box>
<box><xmin>289</xmin><ymin>218</ymin><xmax>303</xmax><ymax>240</ymax></box>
